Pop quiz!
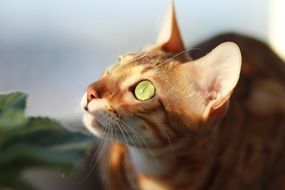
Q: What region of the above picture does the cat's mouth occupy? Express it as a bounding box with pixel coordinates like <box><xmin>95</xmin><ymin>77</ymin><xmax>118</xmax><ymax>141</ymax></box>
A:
<box><xmin>83</xmin><ymin>112</ymin><xmax>135</xmax><ymax>143</ymax></box>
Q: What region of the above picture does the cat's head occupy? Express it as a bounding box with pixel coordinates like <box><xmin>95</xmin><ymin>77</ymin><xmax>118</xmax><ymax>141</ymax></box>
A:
<box><xmin>81</xmin><ymin>2</ymin><xmax>241</xmax><ymax>147</ymax></box>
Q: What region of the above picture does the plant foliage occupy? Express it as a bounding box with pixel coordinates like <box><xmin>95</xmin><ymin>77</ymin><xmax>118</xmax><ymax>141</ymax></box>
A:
<box><xmin>0</xmin><ymin>92</ymin><xmax>93</xmax><ymax>190</ymax></box>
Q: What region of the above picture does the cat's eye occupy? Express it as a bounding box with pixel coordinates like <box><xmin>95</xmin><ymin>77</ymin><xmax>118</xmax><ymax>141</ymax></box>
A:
<box><xmin>134</xmin><ymin>80</ymin><xmax>156</xmax><ymax>101</ymax></box>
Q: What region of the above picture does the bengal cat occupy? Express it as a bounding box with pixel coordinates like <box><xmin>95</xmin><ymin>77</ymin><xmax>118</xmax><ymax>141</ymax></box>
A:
<box><xmin>81</xmin><ymin>2</ymin><xmax>285</xmax><ymax>190</ymax></box>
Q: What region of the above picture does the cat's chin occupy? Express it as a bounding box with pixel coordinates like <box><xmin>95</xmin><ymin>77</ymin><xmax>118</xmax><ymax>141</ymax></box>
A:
<box><xmin>82</xmin><ymin>114</ymin><xmax>115</xmax><ymax>140</ymax></box>
<box><xmin>83</xmin><ymin>112</ymin><xmax>109</xmax><ymax>138</ymax></box>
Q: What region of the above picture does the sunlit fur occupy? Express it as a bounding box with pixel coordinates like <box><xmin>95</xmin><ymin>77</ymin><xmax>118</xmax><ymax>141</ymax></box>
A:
<box><xmin>81</xmin><ymin>2</ymin><xmax>285</xmax><ymax>187</ymax></box>
<box><xmin>81</xmin><ymin>49</ymin><xmax>218</xmax><ymax>189</ymax></box>
<box><xmin>82</xmin><ymin>51</ymin><xmax>201</xmax><ymax>148</ymax></box>
<box><xmin>81</xmin><ymin>39</ymin><xmax>285</xmax><ymax>190</ymax></box>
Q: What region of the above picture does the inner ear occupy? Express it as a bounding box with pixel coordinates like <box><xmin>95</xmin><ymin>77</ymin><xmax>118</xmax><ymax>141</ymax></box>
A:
<box><xmin>180</xmin><ymin>42</ymin><xmax>242</xmax><ymax>120</ymax></box>
<box><xmin>148</xmin><ymin>0</ymin><xmax>191</xmax><ymax>60</ymax></box>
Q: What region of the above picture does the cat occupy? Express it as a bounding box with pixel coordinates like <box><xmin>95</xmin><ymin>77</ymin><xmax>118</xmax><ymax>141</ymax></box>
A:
<box><xmin>81</xmin><ymin>2</ymin><xmax>285</xmax><ymax>190</ymax></box>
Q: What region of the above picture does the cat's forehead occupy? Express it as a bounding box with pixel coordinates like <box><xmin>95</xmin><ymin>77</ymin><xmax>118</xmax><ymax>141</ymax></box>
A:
<box><xmin>104</xmin><ymin>51</ymin><xmax>176</xmax><ymax>75</ymax></box>
<box><xmin>121</xmin><ymin>51</ymin><xmax>175</xmax><ymax>66</ymax></box>
<box><xmin>100</xmin><ymin>51</ymin><xmax>183</xmax><ymax>90</ymax></box>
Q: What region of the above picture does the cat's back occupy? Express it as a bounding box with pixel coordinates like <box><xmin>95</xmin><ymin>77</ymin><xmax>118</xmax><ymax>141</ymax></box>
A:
<box><xmin>190</xmin><ymin>33</ymin><xmax>285</xmax><ymax>189</ymax></box>
<box><xmin>190</xmin><ymin>32</ymin><xmax>285</xmax><ymax>85</ymax></box>
<box><xmin>190</xmin><ymin>33</ymin><xmax>285</xmax><ymax>119</ymax></box>
<box><xmin>190</xmin><ymin>32</ymin><xmax>285</xmax><ymax>120</ymax></box>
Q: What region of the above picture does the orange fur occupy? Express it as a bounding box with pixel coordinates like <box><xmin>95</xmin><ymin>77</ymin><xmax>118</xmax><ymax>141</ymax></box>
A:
<box><xmin>81</xmin><ymin>2</ymin><xmax>285</xmax><ymax>190</ymax></box>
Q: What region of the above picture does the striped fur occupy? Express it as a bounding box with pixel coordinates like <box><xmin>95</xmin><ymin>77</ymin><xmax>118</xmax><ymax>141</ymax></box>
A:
<box><xmin>81</xmin><ymin>35</ymin><xmax>285</xmax><ymax>189</ymax></box>
<box><xmin>81</xmin><ymin>3</ymin><xmax>285</xmax><ymax>189</ymax></box>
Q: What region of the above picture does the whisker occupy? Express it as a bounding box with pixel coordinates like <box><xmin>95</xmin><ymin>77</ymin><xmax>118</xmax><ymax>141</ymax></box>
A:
<box><xmin>77</xmin><ymin>128</ymin><xmax>106</xmax><ymax>185</ymax></box>
<box><xmin>89</xmin><ymin>138</ymin><xmax>103</xmax><ymax>168</ymax></box>
<box><xmin>100</xmin><ymin>122</ymin><xmax>112</xmax><ymax>189</ymax></box>
<box><xmin>155</xmin><ymin>47</ymin><xmax>203</xmax><ymax>68</ymax></box>
<box><xmin>116</xmin><ymin>121</ymin><xmax>140</xmax><ymax>150</ymax></box>
<box><xmin>118</xmin><ymin>119</ymin><xmax>160</xmax><ymax>176</ymax></box>
<box><xmin>114</xmin><ymin>121</ymin><xmax>129</xmax><ymax>145</ymax></box>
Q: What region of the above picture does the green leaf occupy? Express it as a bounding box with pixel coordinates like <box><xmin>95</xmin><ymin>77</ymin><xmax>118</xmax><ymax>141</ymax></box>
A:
<box><xmin>0</xmin><ymin>92</ymin><xmax>94</xmax><ymax>190</ymax></box>
<box><xmin>0</xmin><ymin>92</ymin><xmax>28</xmax><ymax>130</ymax></box>
<box><xmin>59</xmin><ymin>167</ymin><xmax>73</xmax><ymax>179</ymax></box>
<box><xmin>0</xmin><ymin>144</ymin><xmax>85</xmax><ymax>171</ymax></box>
<box><xmin>0</xmin><ymin>108</ymin><xmax>27</xmax><ymax>129</ymax></box>
<box><xmin>0</xmin><ymin>120</ymin><xmax>93</xmax><ymax>172</ymax></box>
<box><xmin>0</xmin><ymin>92</ymin><xmax>27</xmax><ymax>111</ymax></box>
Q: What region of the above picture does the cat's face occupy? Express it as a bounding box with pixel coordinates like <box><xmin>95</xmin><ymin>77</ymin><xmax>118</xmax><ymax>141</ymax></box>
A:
<box><xmin>81</xmin><ymin>3</ymin><xmax>241</xmax><ymax>148</ymax></box>
<box><xmin>81</xmin><ymin>51</ymin><xmax>188</xmax><ymax>146</ymax></box>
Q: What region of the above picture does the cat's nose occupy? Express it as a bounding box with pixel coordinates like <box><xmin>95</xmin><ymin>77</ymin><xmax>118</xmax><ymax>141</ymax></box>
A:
<box><xmin>87</xmin><ymin>85</ymin><xmax>99</xmax><ymax>103</ymax></box>
<box><xmin>86</xmin><ymin>81</ymin><xmax>105</xmax><ymax>103</ymax></box>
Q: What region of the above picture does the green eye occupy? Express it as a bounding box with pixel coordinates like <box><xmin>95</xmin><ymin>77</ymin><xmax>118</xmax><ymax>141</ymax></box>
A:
<box><xmin>134</xmin><ymin>80</ymin><xmax>156</xmax><ymax>101</ymax></box>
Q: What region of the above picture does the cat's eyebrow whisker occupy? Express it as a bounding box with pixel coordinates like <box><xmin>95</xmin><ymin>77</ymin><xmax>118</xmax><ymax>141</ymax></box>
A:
<box><xmin>154</xmin><ymin>47</ymin><xmax>203</xmax><ymax>69</ymax></box>
<box><xmin>170</xmin><ymin>47</ymin><xmax>202</xmax><ymax>61</ymax></box>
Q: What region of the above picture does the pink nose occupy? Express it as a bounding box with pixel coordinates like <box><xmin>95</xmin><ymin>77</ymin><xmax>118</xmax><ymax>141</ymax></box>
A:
<box><xmin>87</xmin><ymin>85</ymin><xmax>99</xmax><ymax>103</ymax></box>
<box><xmin>86</xmin><ymin>80</ymin><xmax>106</xmax><ymax>103</ymax></box>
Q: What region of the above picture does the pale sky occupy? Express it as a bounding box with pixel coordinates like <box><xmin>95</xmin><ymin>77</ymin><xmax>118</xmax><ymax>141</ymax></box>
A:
<box><xmin>0</xmin><ymin>0</ymin><xmax>270</xmax><ymax>119</ymax></box>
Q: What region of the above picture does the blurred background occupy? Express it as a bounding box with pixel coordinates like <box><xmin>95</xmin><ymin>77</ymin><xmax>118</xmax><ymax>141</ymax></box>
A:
<box><xmin>0</xmin><ymin>0</ymin><xmax>284</xmax><ymax>120</ymax></box>
<box><xmin>0</xmin><ymin>0</ymin><xmax>284</xmax><ymax>189</ymax></box>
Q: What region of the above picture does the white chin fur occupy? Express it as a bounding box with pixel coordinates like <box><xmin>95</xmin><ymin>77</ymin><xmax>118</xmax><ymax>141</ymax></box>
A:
<box><xmin>81</xmin><ymin>94</ymin><xmax>108</xmax><ymax>137</ymax></box>
<box><xmin>82</xmin><ymin>112</ymin><xmax>102</xmax><ymax>137</ymax></box>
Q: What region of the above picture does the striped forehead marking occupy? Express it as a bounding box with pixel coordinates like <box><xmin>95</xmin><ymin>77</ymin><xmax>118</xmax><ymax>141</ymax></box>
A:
<box><xmin>120</xmin><ymin>65</ymin><xmax>146</xmax><ymax>89</ymax></box>
<box><xmin>103</xmin><ymin>51</ymin><xmax>174</xmax><ymax>90</ymax></box>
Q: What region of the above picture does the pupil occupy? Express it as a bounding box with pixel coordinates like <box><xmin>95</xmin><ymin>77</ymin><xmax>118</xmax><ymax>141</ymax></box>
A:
<box><xmin>140</xmin><ymin>87</ymin><xmax>146</xmax><ymax>94</ymax></box>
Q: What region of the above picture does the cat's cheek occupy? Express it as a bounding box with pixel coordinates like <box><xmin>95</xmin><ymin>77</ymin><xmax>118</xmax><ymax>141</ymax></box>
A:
<box><xmin>82</xmin><ymin>113</ymin><xmax>100</xmax><ymax>136</ymax></box>
<box><xmin>122</xmin><ymin>92</ymin><xmax>138</xmax><ymax>104</ymax></box>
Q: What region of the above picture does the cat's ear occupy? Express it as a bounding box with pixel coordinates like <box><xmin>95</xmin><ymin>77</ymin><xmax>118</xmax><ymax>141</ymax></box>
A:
<box><xmin>181</xmin><ymin>42</ymin><xmax>242</xmax><ymax>120</ymax></box>
<box><xmin>148</xmin><ymin>0</ymin><xmax>191</xmax><ymax>60</ymax></box>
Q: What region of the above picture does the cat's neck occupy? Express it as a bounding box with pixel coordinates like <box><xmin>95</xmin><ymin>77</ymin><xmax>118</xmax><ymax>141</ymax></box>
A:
<box><xmin>127</xmin><ymin>126</ymin><xmax>218</xmax><ymax>178</ymax></box>
<box><xmin>129</xmin><ymin>146</ymin><xmax>168</xmax><ymax>176</ymax></box>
